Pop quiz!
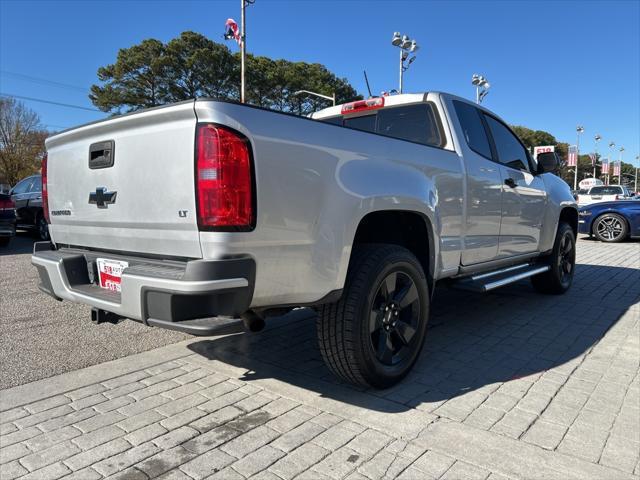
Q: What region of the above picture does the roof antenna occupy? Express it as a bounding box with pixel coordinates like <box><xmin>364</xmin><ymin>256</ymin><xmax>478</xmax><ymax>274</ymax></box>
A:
<box><xmin>363</xmin><ymin>70</ymin><xmax>373</xmax><ymax>98</ymax></box>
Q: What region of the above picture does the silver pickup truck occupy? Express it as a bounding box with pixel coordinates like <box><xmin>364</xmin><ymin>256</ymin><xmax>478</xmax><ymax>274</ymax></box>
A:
<box><xmin>32</xmin><ymin>92</ymin><xmax>578</xmax><ymax>388</ymax></box>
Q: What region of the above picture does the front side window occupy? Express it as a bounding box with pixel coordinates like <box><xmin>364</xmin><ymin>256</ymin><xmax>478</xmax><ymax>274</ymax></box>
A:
<box><xmin>484</xmin><ymin>116</ymin><xmax>530</xmax><ymax>172</ymax></box>
<box><xmin>453</xmin><ymin>101</ymin><xmax>492</xmax><ymax>159</ymax></box>
<box><xmin>376</xmin><ymin>104</ymin><xmax>442</xmax><ymax>147</ymax></box>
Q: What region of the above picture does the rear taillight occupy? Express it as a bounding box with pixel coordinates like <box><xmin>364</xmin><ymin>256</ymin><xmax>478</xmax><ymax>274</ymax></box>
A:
<box><xmin>42</xmin><ymin>153</ymin><xmax>50</xmax><ymax>223</ymax></box>
<box><xmin>341</xmin><ymin>97</ymin><xmax>385</xmax><ymax>115</ymax></box>
<box><xmin>195</xmin><ymin>124</ymin><xmax>254</xmax><ymax>229</ymax></box>
<box><xmin>0</xmin><ymin>197</ymin><xmax>14</xmax><ymax>211</ymax></box>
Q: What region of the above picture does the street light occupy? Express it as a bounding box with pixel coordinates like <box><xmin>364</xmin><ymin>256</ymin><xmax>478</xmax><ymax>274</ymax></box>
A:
<box><xmin>635</xmin><ymin>155</ymin><xmax>639</xmax><ymax>193</ymax></box>
<box><xmin>608</xmin><ymin>141</ymin><xmax>615</xmax><ymax>185</ymax></box>
<box><xmin>574</xmin><ymin>125</ymin><xmax>584</xmax><ymax>190</ymax></box>
<box><xmin>391</xmin><ymin>32</ymin><xmax>419</xmax><ymax>93</ymax></box>
<box><xmin>471</xmin><ymin>74</ymin><xmax>490</xmax><ymax>104</ymax></box>
<box><xmin>593</xmin><ymin>134</ymin><xmax>601</xmax><ymax>179</ymax></box>
<box><xmin>618</xmin><ymin>146</ymin><xmax>625</xmax><ymax>185</ymax></box>
<box><xmin>293</xmin><ymin>90</ymin><xmax>336</xmax><ymax>107</ymax></box>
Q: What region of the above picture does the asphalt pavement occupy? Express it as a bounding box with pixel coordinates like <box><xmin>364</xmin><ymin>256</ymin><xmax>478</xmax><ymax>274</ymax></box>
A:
<box><xmin>0</xmin><ymin>234</ymin><xmax>189</xmax><ymax>390</ymax></box>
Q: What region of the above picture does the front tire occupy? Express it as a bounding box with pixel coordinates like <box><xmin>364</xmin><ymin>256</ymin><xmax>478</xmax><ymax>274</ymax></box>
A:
<box><xmin>592</xmin><ymin>213</ymin><xmax>627</xmax><ymax>243</ymax></box>
<box><xmin>317</xmin><ymin>244</ymin><xmax>430</xmax><ymax>389</ymax></box>
<box><xmin>531</xmin><ymin>222</ymin><xmax>576</xmax><ymax>294</ymax></box>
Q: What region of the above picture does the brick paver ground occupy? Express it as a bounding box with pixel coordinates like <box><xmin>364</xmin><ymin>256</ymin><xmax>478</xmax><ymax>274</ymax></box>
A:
<box><xmin>1</xmin><ymin>238</ymin><xmax>638</xmax><ymax>479</ymax></box>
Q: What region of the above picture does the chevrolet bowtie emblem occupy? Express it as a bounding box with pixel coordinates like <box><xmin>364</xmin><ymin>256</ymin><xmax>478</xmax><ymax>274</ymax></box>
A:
<box><xmin>89</xmin><ymin>187</ymin><xmax>117</xmax><ymax>208</ymax></box>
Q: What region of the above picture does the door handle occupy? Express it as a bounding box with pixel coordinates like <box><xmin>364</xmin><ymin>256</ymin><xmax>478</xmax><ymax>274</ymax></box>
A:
<box><xmin>504</xmin><ymin>178</ymin><xmax>517</xmax><ymax>188</ymax></box>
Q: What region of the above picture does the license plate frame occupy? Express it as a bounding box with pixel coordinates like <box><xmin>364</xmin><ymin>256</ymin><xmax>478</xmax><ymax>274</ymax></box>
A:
<box><xmin>96</xmin><ymin>258</ymin><xmax>129</xmax><ymax>292</ymax></box>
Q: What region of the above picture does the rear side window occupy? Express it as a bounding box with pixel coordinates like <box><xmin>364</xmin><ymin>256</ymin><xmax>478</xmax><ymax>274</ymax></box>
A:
<box><xmin>318</xmin><ymin>102</ymin><xmax>444</xmax><ymax>148</ymax></box>
<box><xmin>453</xmin><ymin>101</ymin><xmax>492</xmax><ymax>159</ymax></box>
<box><xmin>11</xmin><ymin>177</ymin><xmax>34</xmax><ymax>194</ymax></box>
<box><xmin>344</xmin><ymin>114</ymin><xmax>376</xmax><ymax>133</ymax></box>
<box><xmin>377</xmin><ymin>104</ymin><xmax>442</xmax><ymax>147</ymax></box>
<box><xmin>484</xmin><ymin>115</ymin><xmax>530</xmax><ymax>172</ymax></box>
<box><xmin>31</xmin><ymin>175</ymin><xmax>42</xmax><ymax>193</ymax></box>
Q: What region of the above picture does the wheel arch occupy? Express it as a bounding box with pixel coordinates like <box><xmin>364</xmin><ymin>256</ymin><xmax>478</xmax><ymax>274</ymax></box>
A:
<box><xmin>559</xmin><ymin>207</ymin><xmax>578</xmax><ymax>237</ymax></box>
<box><xmin>350</xmin><ymin>210</ymin><xmax>436</xmax><ymax>294</ymax></box>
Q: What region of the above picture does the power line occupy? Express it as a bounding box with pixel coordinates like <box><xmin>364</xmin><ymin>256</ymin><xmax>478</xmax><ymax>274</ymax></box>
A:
<box><xmin>0</xmin><ymin>70</ymin><xmax>87</xmax><ymax>93</ymax></box>
<box><xmin>0</xmin><ymin>93</ymin><xmax>101</xmax><ymax>112</ymax></box>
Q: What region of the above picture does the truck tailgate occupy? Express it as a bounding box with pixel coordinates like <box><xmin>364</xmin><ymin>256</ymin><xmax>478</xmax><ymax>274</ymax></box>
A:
<box><xmin>45</xmin><ymin>101</ymin><xmax>201</xmax><ymax>258</ymax></box>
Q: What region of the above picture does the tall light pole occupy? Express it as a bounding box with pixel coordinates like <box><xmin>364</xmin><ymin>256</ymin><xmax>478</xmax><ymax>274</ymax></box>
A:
<box><xmin>391</xmin><ymin>32</ymin><xmax>419</xmax><ymax>94</ymax></box>
<box><xmin>608</xmin><ymin>141</ymin><xmax>615</xmax><ymax>185</ymax></box>
<box><xmin>471</xmin><ymin>74</ymin><xmax>491</xmax><ymax>104</ymax></box>
<box><xmin>239</xmin><ymin>0</ymin><xmax>255</xmax><ymax>103</ymax></box>
<box><xmin>594</xmin><ymin>134</ymin><xmax>601</xmax><ymax>179</ymax></box>
<box><xmin>618</xmin><ymin>146</ymin><xmax>625</xmax><ymax>185</ymax></box>
<box><xmin>575</xmin><ymin>125</ymin><xmax>584</xmax><ymax>190</ymax></box>
<box><xmin>635</xmin><ymin>155</ymin><xmax>639</xmax><ymax>193</ymax></box>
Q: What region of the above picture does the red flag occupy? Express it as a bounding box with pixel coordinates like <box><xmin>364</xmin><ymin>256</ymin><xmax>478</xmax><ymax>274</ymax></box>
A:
<box><xmin>225</xmin><ymin>18</ymin><xmax>241</xmax><ymax>45</ymax></box>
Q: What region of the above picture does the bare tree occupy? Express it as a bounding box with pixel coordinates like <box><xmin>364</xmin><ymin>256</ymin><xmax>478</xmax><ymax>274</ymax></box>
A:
<box><xmin>0</xmin><ymin>97</ymin><xmax>48</xmax><ymax>186</ymax></box>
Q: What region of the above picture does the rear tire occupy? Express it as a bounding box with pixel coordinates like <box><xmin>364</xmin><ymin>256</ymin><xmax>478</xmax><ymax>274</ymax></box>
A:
<box><xmin>531</xmin><ymin>222</ymin><xmax>576</xmax><ymax>295</ymax></box>
<box><xmin>36</xmin><ymin>214</ymin><xmax>49</xmax><ymax>241</ymax></box>
<box><xmin>317</xmin><ymin>244</ymin><xmax>430</xmax><ymax>389</ymax></box>
<box><xmin>592</xmin><ymin>213</ymin><xmax>628</xmax><ymax>243</ymax></box>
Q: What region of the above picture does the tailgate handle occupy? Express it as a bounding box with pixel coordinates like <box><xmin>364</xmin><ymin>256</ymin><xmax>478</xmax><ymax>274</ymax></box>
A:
<box><xmin>89</xmin><ymin>140</ymin><xmax>115</xmax><ymax>169</ymax></box>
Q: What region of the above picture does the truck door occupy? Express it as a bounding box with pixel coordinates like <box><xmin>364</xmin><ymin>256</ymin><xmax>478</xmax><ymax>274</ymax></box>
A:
<box><xmin>452</xmin><ymin>101</ymin><xmax>503</xmax><ymax>265</ymax></box>
<box><xmin>11</xmin><ymin>176</ymin><xmax>35</xmax><ymax>226</ymax></box>
<box><xmin>482</xmin><ymin>115</ymin><xmax>547</xmax><ymax>256</ymax></box>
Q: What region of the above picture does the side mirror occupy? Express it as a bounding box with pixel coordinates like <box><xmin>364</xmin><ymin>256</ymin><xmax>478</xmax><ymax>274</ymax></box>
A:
<box><xmin>537</xmin><ymin>152</ymin><xmax>560</xmax><ymax>174</ymax></box>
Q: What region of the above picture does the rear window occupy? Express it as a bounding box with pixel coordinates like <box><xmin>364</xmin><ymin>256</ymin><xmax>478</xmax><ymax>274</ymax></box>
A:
<box><xmin>588</xmin><ymin>186</ymin><xmax>622</xmax><ymax>195</ymax></box>
<box><xmin>320</xmin><ymin>103</ymin><xmax>443</xmax><ymax>148</ymax></box>
<box><xmin>344</xmin><ymin>114</ymin><xmax>376</xmax><ymax>133</ymax></box>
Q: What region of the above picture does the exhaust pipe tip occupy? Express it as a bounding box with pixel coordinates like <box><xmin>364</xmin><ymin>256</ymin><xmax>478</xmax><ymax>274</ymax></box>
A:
<box><xmin>241</xmin><ymin>311</ymin><xmax>265</xmax><ymax>333</ymax></box>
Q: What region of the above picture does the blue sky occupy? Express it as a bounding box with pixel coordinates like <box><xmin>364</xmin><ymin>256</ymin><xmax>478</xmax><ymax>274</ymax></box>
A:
<box><xmin>1</xmin><ymin>0</ymin><xmax>638</xmax><ymax>164</ymax></box>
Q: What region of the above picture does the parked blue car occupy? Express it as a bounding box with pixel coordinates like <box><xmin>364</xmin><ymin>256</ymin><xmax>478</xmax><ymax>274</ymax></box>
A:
<box><xmin>578</xmin><ymin>199</ymin><xmax>640</xmax><ymax>242</ymax></box>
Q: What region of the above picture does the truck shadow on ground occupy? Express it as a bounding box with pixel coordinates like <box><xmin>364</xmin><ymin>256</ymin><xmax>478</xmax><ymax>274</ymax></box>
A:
<box><xmin>188</xmin><ymin>262</ymin><xmax>639</xmax><ymax>413</ymax></box>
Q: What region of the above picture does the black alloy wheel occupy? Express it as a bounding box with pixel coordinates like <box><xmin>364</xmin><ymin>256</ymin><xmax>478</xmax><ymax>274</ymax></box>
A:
<box><xmin>369</xmin><ymin>271</ymin><xmax>420</xmax><ymax>366</ymax></box>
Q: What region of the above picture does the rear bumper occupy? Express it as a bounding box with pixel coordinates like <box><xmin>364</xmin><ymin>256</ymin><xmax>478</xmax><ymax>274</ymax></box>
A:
<box><xmin>31</xmin><ymin>242</ymin><xmax>255</xmax><ymax>335</ymax></box>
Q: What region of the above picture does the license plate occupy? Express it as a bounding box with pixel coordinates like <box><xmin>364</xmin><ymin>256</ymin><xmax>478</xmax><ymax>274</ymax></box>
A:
<box><xmin>96</xmin><ymin>258</ymin><xmax>129</xmax><ymax>292</ymax></box>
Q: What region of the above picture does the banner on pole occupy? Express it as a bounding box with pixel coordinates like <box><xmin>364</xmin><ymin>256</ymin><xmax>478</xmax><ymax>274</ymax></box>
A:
<box><xmin>588</xmin><ymin>153</ymin><xmax>596</xmax><ymax>166</ymax></box>
<box><xmin>601</xmin><ymin>160</ymin><xmax>609</xmax><ymax>175</ymax></box>
<box><xmin>567</xmin><ymin>145</ymin><xmax>578</xmax><ymax>167</ymax></box>
<box><xmin>613</xmin><ymin>162</ymin><xmax>621</xmax><ymax>177</ymax></box>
